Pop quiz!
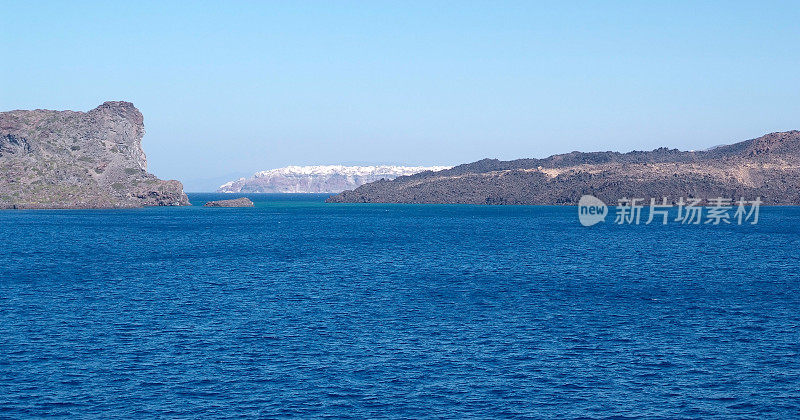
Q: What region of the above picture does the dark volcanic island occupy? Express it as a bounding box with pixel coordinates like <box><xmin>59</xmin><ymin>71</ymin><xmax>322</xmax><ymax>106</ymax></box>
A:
<box><xmin>327</xmin><ymin>131</ymin><xmax>800</xmax><ymax>205</ymax></box>
<box><xmin>0</xmin><ymin>102</ymin><xmax>189</xmax><ymax>209</ymax></box>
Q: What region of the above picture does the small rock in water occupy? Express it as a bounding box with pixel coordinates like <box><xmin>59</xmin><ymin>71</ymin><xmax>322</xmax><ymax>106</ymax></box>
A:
<box><xmin>203</xmin><ymin>197</ymin><xmax>254</xmax><ymax>207</ymax></box>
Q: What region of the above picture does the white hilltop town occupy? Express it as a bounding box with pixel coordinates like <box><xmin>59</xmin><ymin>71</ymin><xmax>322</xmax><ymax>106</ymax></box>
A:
<box><xmin>218</xmin><ymin>165</ymin><xmax>451</xmax><ymax>193</ymax></box>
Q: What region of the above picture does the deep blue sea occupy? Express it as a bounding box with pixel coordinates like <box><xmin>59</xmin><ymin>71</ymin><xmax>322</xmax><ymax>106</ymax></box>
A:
<box><xmin>1</xmin><ymin>193</ymin><xmax>799</xmax><ymax>418</ymax></box>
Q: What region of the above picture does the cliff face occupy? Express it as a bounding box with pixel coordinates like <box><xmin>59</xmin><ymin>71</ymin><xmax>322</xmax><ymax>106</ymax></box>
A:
<box><xmin>219</xmin><ymin>165</ymin><xmax>450</xmax><ymax>193</ymax></box>
<box><xmin>327</xmin><ymin>131</ymin><xmax>800</xmax><ymax>205</ymax></box>
<box><xmin>0</xmin><ymin>101</ymin><xmax>189</xmax><ymax>209</ymax></box>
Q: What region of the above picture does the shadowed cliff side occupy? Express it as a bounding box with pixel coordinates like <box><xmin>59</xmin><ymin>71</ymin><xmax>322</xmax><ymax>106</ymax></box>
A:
<box><xmin>0</xmin><ymin>101</ymin><xmax>189</xmax><ymax>209</ymax></box>
<box><xmin>327</xmin><ymin>131</ymin><xmax>800</xmax><ymax>205</ymax></box>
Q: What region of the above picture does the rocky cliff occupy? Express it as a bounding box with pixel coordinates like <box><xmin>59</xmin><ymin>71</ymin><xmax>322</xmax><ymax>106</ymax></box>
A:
<box><xmin>327</xmin><ymin>131</ymin><xmax>800</xmax><ymax>205</ymax></box>
<box><xmin>219</xmin><ymin>165</ymin><xmax>450</xmax><ymax>193</ymax></box>
<box><xmin>0</xmin><ymin>101</ymin><xmax>189</xmax><ymax>209</ymax></box>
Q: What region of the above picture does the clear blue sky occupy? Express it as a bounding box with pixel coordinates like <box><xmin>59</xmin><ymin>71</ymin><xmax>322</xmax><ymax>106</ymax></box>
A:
<box><xmin>2</xmin><ymin>1</ymin><xmax>799</xmax><ymax>190</ymax></box>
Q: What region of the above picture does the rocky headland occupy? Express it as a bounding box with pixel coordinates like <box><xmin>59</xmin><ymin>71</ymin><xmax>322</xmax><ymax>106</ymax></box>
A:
<box><xmin>327</xmin><ymin>131</ymin><xmax>800</xmax><ymax>205</ymax></box>
<box><xmin>0</xmin><ymin>102</ymin><xmax>189</xmax><ymax>209</ymax></box>
<box><xmin>203</xmin><ymin>197</ymin><xmax>255</xmax><ymax>207</ymax></box>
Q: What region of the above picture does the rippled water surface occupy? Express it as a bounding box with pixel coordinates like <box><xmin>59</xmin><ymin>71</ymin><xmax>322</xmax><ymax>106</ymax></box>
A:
<box><xmin>1</xmin><ymin>194</ymin><xmax>799</xmax><ymax>418</ymax></box>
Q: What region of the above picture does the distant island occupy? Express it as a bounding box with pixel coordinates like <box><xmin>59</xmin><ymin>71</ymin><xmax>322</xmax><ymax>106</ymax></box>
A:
<box><xmin>327</xmin><ymin>131</ymin><xmax>800</xmax><ymax>205</ymax></box>
<box><xmin>218</xmin><ymin>165</ymin><xmax>450</xmax><ymax>193</ymax></box>
<box><xmin>0</xmin><ymin>102</ymin><xmax>189</xmax><ymax>209</ymax></box>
